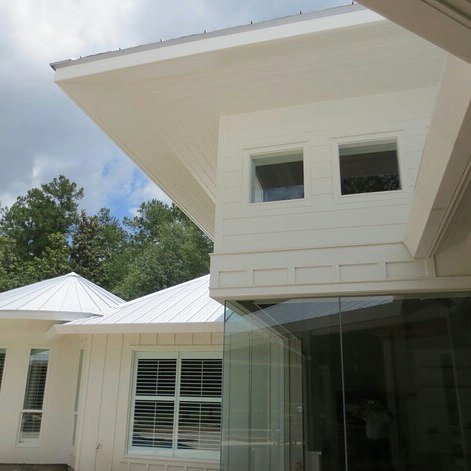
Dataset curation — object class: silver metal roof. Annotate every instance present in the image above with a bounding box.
[55,274,223,334]
[0,272,124,321]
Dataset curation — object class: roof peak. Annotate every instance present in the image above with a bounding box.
[0,272,124,320]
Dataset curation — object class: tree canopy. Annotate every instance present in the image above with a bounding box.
[0,176,212,300]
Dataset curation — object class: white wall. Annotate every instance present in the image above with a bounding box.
[73,331,223,471]
[210,87,471,300]
[0,320,81,464]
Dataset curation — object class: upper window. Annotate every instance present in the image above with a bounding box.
[129,352,222,460]
[251,151,304,203]
[19,349,49,444]
[339,140,400,195]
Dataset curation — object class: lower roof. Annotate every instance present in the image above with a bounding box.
[52,274,223,335]
[0,272,124,321]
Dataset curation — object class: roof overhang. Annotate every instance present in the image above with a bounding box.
[358,0,471,63]
[405,55,471,257]
[48,320,223,337]
[53,6,448,238]
[0,310,99,322]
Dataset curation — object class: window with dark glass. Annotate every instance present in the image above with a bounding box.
[251,151,304,203]
[223,294,471,471]
[339,140,400,195]
[0,349,6,390]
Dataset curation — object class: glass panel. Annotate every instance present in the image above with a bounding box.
[180,359,222,397]
[19,412,42,443]
[223,299,345,471]
[222,294,471,471]
[341,295,471,471]
[135,358,177,396]
[339,140,400,195]
[132,400,175,448]
[177,402,221,451]
[251,152,304,202]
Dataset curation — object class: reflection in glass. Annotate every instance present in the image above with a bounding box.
[222,295,471,471]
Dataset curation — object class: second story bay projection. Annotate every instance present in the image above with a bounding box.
[52,5,471,300]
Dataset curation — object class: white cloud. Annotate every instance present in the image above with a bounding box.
[2,0,139,63]
[0,0,349,217]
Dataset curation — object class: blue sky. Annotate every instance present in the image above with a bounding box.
[0,0,349,219]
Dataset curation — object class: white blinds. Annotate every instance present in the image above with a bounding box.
[132,358,177,449]
[179,359,222,397]
[130,354,222,458]
[0,349,5,389]
[178,358,222,452]
[19,349,49,443]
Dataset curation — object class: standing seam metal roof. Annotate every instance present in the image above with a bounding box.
[0,272,124,319]
[60,274,223,331]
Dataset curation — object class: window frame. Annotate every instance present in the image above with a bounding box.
[17,348,50,446]
[243,142,311,210]
[331,132,406,202]
[128,350,223,461]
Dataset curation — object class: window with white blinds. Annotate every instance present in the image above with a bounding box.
[0,349,6,390]
[129,352,222,459]
[19,349,49,444]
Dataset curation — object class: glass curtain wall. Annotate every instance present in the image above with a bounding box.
[223,295,471,471]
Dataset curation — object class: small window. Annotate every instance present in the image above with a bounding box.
[251,151,304,203]
[339,140,400,195]
[129,353,222,459]
[0,349,6,390]
[19,349,49,444]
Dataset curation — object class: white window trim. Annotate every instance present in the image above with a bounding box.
[242,141,312,211]
[128,350,223,461]
[71,349,84,447]
[331,131,407,203]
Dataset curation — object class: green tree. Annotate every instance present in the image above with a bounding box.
[114,201,212,299]
[0,175,83,259]
[70,208,129,288]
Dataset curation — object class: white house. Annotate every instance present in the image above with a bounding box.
[0,273,124,466]
[52,274,224,471]
[0,273,223,471]
[52,4,471,471]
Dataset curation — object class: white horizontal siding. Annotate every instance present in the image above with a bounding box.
[210,87,441,295]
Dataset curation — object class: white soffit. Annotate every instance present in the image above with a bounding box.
[52,6,446,237]
[53,274,223,335]
[0,272,124,321]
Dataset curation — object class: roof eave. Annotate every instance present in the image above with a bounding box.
[48,320,223,338]
[52,6,384,81]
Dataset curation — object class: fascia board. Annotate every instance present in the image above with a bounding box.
[0,310,99,321]
[51,321,223,336]
[53,9,384,82]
